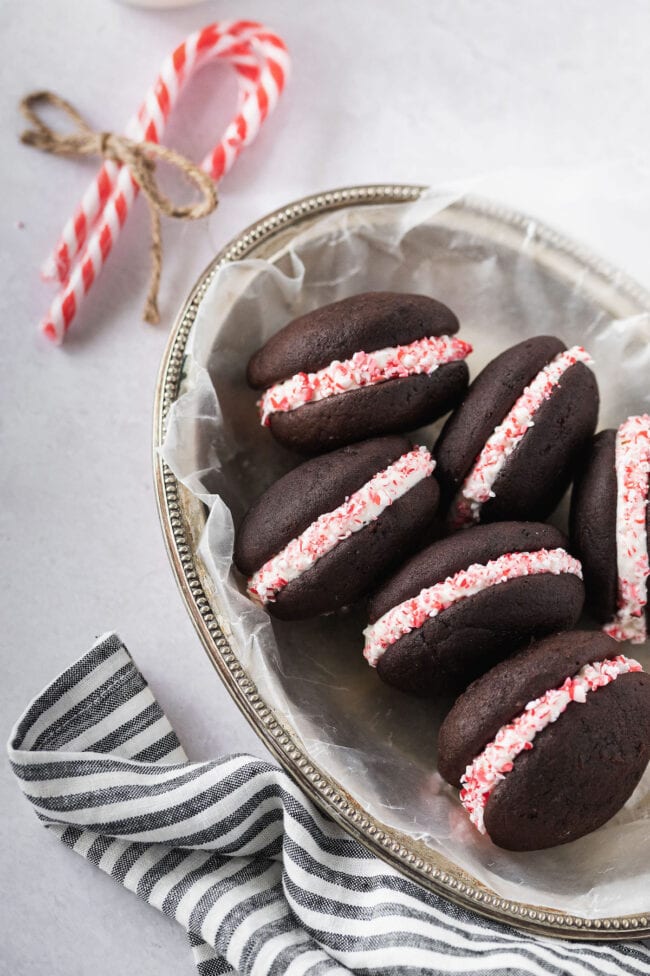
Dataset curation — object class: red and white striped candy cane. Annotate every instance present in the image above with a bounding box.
[40,21,289,343]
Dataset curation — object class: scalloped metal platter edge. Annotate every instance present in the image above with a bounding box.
[153,184,650,940]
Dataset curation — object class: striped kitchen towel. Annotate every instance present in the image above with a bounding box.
[8,633,650,976]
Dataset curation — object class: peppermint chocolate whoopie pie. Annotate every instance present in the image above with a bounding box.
[248,292,472,454]
[234,436,439,620]
[363,522,585,694]
[434,336,599,528]
[571,414,650,643]
[438,631,650,851]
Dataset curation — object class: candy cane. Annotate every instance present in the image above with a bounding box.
[40,21,289,343]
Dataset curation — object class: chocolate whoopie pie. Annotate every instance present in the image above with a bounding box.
[571,414,650,643]
[438,631,650,851]
[248,292,472,454]
[434,336,599,528]
[363,522,584,694]
[234,436,439,620]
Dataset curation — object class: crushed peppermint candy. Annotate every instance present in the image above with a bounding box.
[247,446,435,605]
[604,414,650,643]
[362,548,582,666]
[459,655,643,834]
[450,345,594,528]
[258,335,472,425]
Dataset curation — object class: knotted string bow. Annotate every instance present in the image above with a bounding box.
[20,90,218,324]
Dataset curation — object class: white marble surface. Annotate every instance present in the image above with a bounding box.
[2,1,650,972]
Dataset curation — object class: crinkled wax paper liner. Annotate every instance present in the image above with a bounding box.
[161,185,650,916]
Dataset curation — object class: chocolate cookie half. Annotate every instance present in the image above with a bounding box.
[434,336,599,527]
[363,522,584,694]
[234,436,439,619]
[248,292,471,454]
[438,631,650,851]
[571,414,650,643]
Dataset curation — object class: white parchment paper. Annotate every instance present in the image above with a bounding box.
[162,188,650,917]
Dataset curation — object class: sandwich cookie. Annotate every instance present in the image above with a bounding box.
[363,522,584,694]
[438,631,650,851]
[434,336,599,528]
[234,436,439,619]
[248,292,472,454]
[571,414,650,643]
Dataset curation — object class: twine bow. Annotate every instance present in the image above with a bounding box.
[20,91,218,324]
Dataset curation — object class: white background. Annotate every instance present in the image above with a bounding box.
[2,1,650,972]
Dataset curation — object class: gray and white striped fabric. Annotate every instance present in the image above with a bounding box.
[8,633,650,976]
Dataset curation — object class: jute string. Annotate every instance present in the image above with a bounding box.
[19,91,219,324]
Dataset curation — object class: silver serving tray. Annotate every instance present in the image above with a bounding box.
[153,184,650,940]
